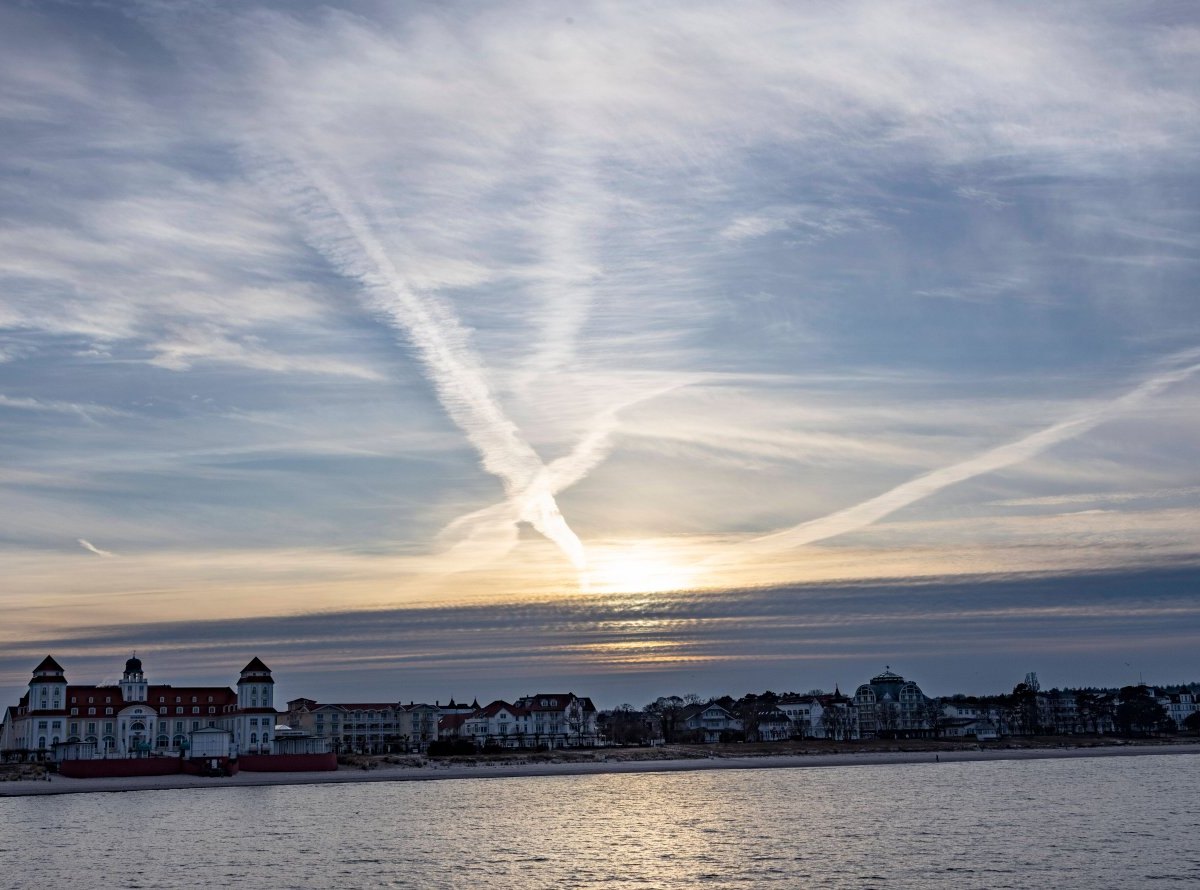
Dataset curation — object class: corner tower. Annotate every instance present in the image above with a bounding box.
[237,657,274,711]
[29,656,68,714]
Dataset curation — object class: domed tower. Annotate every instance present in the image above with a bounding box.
[237,657,275,711]
[29,656,68,713]
[120,654,148,703]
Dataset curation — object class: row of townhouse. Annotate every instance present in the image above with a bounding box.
[672,670,932,743]
[1027,685,1196,735]
[286,699,474,754]
[452,694,600,749]
[938,683,1197,737]
[664,671,1200,744]
[286,693,600,752]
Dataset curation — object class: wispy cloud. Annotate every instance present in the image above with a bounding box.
[77,538,114,558]
[257,154,589,572]
[0,393,126,422]
[0,0,1198,693]
[729,351,1200,559]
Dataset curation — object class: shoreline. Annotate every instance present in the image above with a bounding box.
[4,741,1200,798]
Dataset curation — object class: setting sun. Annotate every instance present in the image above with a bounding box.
[586,546,699,594]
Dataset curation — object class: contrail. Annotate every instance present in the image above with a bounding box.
[435,376,702,570]
[729,351,1200,559]
[77,538,115,558]
[275,152,589,572]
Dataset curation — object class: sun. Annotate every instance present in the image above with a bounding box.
[585,546,698,594]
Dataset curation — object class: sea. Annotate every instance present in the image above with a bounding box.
[2,753,1198,889]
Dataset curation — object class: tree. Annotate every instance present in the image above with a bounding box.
[1115,686,1168,736]
[1074,690,1100,734]
[919,698,944,738]
[820,704,852,741]
[734,694,763,742]
[644,696,687,744]
[605,704,645,745]
[875,700,900,736]
[1183,712,1200,735]
[1010,682,1041,735]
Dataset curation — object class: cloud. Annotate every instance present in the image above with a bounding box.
[252,154,590,572]
[0,0,1197,645]
[4,564,1197,704]
[146,323,385,381]
[729,350,1200,559]
[77,538,114,558]
[0,392,127,422]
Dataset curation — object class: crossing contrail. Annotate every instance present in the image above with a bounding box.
[274,152,589,572]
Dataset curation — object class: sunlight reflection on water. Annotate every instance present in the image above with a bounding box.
[3,755,1199,888]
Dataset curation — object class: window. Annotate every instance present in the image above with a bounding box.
[70,707,78,716]
[159,696,165,703]
[70,696,77,704]
[105,707,113,715]
[207,695,213,703]
[175,696,181,703]
[191,721,200,731]
[87,707,95,715]
[191,696,197,704]
[105,696,111,703]
[176,707,183,714]
[192,707,200,714]
[208,706,215,714]
[88,696,94,704]
[159,707,167,715]
[175,721,183,732]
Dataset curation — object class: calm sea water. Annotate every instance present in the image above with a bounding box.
[2,754,1198,889]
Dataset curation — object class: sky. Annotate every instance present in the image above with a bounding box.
[1,0,1198,709]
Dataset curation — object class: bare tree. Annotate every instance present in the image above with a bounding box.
[875,700,900,735]
[919,698,944,738]
[606,704,646,745]
[644,696,687,744]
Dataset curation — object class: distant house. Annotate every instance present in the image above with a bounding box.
[854,668,934,739]
[402,703,442,751]
[749,704,793,742]
[462,693,598,748]
[679,702,739,743]
[290,702,400,754]
[512,693,599,747]
[1160,689,1197,730]
[778,689,859,740]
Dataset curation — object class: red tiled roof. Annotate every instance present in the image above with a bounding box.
[439,713,470,731]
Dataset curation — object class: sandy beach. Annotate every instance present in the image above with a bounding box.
[4,741,1199,798]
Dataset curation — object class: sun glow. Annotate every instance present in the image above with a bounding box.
[585,545,699,594]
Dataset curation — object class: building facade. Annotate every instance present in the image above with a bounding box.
[1,655,281,761]
[854,668,934,738]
